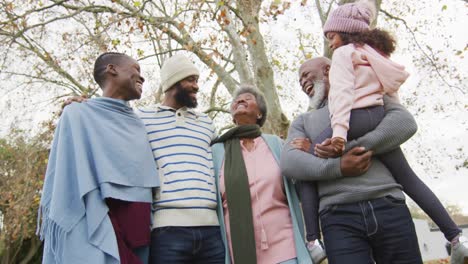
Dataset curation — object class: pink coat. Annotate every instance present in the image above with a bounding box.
[329,43,409,140]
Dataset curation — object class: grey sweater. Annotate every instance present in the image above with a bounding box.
[280,96,418,211]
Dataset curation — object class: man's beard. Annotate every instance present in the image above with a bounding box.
[175,83,198,108]
[307,80,326,111]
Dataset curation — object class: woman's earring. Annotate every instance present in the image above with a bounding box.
[257,114,262,119]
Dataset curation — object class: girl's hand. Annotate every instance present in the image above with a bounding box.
[314,138,343,158]
[290,138,312,153]
[331,137,345,154]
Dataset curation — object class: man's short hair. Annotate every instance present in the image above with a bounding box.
[93,52,128,88]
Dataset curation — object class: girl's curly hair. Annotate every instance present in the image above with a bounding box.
[339,29,396,56]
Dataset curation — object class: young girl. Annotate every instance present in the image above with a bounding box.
[299,1,468,263]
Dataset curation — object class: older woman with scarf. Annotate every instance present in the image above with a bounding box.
[212,85,312,264]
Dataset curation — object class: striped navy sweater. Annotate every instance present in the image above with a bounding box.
[135,104,219,228]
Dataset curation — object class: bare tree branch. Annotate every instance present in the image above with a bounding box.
[381,8,466,94]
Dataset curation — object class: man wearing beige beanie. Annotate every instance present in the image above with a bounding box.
[134,54,225,264]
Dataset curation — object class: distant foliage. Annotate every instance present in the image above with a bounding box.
[0,122,54,263]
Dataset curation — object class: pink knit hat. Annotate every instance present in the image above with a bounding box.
[323,0,375,35]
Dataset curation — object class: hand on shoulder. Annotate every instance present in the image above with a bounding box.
[59,95,88,116]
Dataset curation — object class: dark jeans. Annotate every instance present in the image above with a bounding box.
[149,226,225,264]
[320,196,423,264]
[299,106,461,242]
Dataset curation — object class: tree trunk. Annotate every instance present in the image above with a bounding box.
[1,247,11,264]
[236,0,290,136]
[19,238,41,264]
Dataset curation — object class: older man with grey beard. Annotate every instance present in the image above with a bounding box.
[299,57,331,112]
[281,57,423,263]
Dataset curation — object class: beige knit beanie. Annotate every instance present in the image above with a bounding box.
[160,54,200,92]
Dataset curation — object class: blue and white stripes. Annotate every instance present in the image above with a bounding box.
[136,105,219,228]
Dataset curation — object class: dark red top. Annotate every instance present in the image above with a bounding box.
[107,198,151,264]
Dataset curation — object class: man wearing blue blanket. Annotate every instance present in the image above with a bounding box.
[37,52,160,264]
